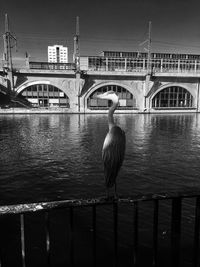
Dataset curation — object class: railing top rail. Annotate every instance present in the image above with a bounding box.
[29,61,75,65]
[28,61,76,70]
[1,188,200,215]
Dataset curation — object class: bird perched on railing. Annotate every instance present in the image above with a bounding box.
[96,91,126,198]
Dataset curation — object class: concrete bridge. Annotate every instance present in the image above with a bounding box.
[0,59,200,113]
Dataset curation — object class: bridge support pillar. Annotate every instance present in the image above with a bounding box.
[197,80,200,113]
[143,74,152,112]
[76,72,81,112]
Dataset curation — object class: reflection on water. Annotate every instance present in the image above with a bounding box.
[0,113,200,205]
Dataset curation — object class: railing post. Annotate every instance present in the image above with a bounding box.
[171,198,182,267]
[178,59,180,73]
[125,58,127,72]
[69,207,74,267]
[194,196,200,267]
[106,57,108,71]
[92,205,97,267]
[160,58,163,72]
[153,199,159,267]
[113,202,118,267]
[142,59,145,71]
[20,214,26,267]
[195,60,197,73]
[133,201,139,267]
[45,212,50,266]
[0,247,2,267]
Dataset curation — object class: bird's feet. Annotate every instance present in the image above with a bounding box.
[114,192,119,200]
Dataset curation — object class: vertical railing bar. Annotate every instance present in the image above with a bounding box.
[0,236,2,267]
[193,196,200,267]
[171,197,182,267]
[133,201,138,267]
[113,202,118,267]
[152,199,159,267]
[45,211,50,267]
[92,205,97,267]
[20,213,26,267]
[69,207,74,267]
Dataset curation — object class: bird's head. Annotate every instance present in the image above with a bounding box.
[96,91,119,104]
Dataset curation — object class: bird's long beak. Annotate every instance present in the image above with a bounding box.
[96,93,106,99]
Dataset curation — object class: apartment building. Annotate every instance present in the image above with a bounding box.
[48,45,68,63]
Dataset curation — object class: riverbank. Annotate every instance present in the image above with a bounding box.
[0,107,74,114]
[0,107,197,114]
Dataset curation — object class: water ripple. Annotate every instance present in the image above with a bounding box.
[0,113,200,205]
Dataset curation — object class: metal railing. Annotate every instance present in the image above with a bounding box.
[85,57,200,74]
[0,189,200,267]
[28,58,200,74]
[29,62,76,70]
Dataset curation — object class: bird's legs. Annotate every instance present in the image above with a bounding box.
[106,185,118,199]
[106,188,110,199]
[114,183,118,199]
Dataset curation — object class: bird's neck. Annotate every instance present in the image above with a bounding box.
[108,100,118,130]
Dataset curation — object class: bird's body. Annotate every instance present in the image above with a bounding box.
[102,125,126,189]
[97,91,126,197]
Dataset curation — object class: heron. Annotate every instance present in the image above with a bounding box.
[96,91,126,198]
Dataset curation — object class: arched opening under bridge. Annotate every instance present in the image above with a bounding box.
[0,85,10,107]
[87,85,137,109]
[152,86,193,109]
[18,84,70,108]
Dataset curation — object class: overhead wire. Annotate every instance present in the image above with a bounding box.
[1,29,200,58]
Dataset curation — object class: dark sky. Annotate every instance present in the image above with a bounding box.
[1,0,200,66]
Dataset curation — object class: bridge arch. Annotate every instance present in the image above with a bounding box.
[84,82,137,110]
[0,84,10,106]
[150,84,194,109]
[16,81,70,108]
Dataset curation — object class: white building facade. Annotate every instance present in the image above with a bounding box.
[48,45,68,63]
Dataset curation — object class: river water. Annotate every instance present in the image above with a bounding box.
[1,113,200,266]
[1,113,200,205]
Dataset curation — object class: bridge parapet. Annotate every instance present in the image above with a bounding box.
[81,56,200,76]
[29,61,76,71]
[15,58,200,77]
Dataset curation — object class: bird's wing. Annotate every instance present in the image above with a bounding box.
[102,126,126,188]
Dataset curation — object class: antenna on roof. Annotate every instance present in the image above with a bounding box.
[73,16,80,72]
[3,13,17,90]
[147,21,152,74]
[76,16,79,36]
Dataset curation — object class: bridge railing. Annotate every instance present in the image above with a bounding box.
[0,189,200,267]
[85,57,200,74]
[28,58,200,74]
[29,62,76,71]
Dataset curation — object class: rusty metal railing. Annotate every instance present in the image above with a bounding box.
[0,190,200,267]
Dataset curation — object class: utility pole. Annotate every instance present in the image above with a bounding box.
[139,21,152,75]
[144,21,152,111]
[73,16,80,73]
[73,16,81,112]
[3,14,17,91]
[147,21,152,75]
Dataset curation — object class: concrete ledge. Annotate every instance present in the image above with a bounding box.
[0,108,74,114]
[0,107,198,114]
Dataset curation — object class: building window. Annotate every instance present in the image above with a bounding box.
[152,86,193,108]
[87,85,137,109]
[19,84,70,108]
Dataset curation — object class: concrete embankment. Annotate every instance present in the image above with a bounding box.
[0,108,76,114]
[0,108,138,114]
[0,107,197,114]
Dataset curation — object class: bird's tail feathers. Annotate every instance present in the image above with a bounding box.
[104,166,120,188]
